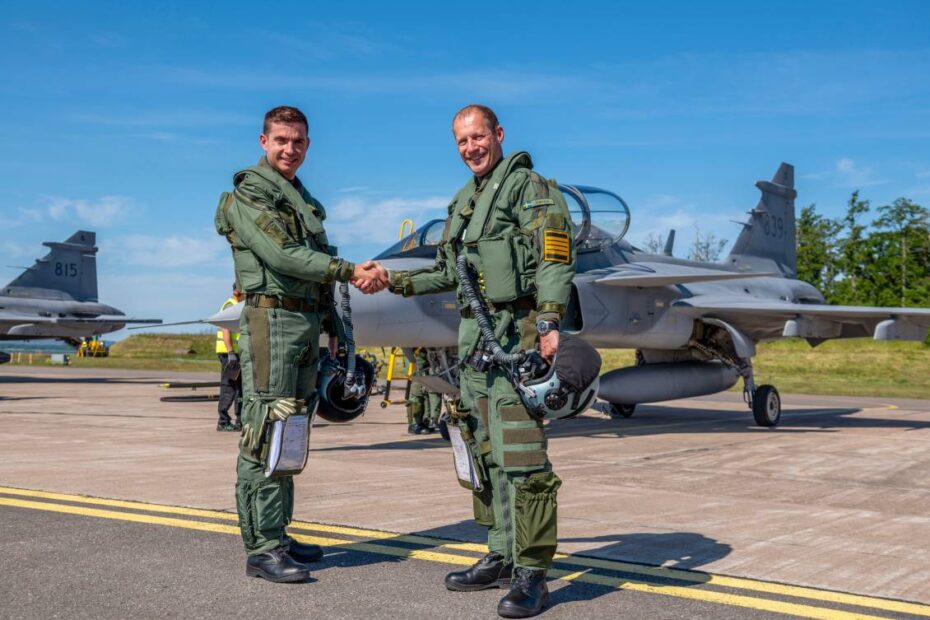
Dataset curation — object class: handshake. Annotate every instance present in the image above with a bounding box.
[350,260,390,294]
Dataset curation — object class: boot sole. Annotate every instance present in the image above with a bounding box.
[246,565,311,583]
[497,591,550,618]
[445,577,512,592]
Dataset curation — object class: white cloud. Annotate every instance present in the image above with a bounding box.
[324,194,450,246]
[101,233,229,268]
[46,195,131,227]
[833,158,888,188]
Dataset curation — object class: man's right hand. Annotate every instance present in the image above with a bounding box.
[351,260,389,294]
[268,397,299,421]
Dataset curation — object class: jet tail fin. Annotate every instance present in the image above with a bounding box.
[725,163,797,277]
[2,231,99,301]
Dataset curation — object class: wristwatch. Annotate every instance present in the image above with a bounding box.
[536,319,560,335]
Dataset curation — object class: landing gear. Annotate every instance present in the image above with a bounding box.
[751,385,781,427]
[609,403,636,418]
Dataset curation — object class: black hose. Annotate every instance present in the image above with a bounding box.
[455,254,524,366]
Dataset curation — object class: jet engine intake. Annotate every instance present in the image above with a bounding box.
[598,361,739,405]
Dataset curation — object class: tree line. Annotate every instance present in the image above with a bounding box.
[641,191,930,308]
[797,192,930,308]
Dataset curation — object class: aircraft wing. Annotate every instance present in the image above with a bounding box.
[672,295,930,341]
[594,262,777,288]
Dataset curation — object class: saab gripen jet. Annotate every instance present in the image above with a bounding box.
[0,230,161,362]
[201,164,930,427]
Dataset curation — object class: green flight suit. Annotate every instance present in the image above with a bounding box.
[216,156,355,556]
[407,348,443,428]
[389,152,575,570]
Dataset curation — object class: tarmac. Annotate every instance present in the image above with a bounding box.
[1,365,929,619]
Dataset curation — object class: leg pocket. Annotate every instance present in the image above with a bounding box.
[253,477,288,548]
[513,471,562,570]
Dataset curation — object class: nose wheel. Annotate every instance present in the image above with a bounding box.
[751,385,781,427]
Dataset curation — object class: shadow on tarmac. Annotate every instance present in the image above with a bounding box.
[550,531,730,608]
[0,375,166,385]
[330,519,730,609]
[544,403,930,438]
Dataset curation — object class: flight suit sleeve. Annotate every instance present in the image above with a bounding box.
[229,175,356,284]
[387,208,459,296]
[514,175,576,322]
[388,240,458,296]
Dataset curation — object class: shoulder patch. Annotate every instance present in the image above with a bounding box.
[542,229,571,264]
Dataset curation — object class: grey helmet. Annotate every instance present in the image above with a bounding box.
[316,349,375,423]
[517,334,601,420]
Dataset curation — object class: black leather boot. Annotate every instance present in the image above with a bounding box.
[445,552,513,591]
[497,568,549,618]
[282,535,324,564]
[245,546,311,583]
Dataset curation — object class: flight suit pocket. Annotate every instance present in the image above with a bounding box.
[253,478,287,543]
[476,235,519,302]
[234,249,265,291]
[513,471,562,569]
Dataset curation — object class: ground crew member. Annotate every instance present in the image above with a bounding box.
[385,104,575,618]
[407,348,443,434]
[216,284,245,431]
[215,105,386,583]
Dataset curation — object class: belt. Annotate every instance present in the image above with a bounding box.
[460,295,535,318]
[246,293,320,313]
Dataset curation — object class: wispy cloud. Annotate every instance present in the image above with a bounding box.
[802,158,890,189]
[325,194,449,246]
[101,233,228,268]
[46,195,132,227]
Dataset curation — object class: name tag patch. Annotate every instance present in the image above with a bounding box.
[543,229,570,263]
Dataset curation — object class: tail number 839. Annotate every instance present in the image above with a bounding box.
[761,214,785,239]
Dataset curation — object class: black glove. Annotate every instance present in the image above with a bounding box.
[225,352,240,373]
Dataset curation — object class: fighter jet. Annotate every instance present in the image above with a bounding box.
[0,230,161,362]
[194,164,930,427]
[343,163,930,427]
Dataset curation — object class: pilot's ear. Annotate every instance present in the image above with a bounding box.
[496,125,505,144]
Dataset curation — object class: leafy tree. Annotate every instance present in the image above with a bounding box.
[866,198,930,307]
[796,203,842,295]
[642,232,667,255]
[688,227,728,263]
[832,191,872,305]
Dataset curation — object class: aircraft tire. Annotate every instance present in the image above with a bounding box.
[609,403,636,418]
[752,385,781,427]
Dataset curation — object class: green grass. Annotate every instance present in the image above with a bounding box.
[599,339,930,399]
[8,334,930,399]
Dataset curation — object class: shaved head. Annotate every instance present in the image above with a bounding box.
[452,104,499,133]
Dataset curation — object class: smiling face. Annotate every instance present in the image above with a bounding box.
[452,111,504,178]
[259,121,309,179]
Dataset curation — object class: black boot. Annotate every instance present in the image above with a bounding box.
[245,547,311,583]
[445,552,513,592]
[497,568,549,618]
[282,535,324,564]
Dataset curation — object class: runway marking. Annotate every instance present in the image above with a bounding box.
[2,486,929,619]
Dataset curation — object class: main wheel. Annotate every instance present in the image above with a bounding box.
[609,403,636,419]
[752,385,781,427]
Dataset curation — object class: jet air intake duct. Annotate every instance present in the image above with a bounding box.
[598,361,739,405]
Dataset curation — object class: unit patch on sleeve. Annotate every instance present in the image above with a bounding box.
[542,229,571,264]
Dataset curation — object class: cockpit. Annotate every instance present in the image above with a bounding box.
[375,185,632,262]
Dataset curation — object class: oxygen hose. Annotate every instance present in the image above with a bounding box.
[455,254,525,366]
[338,282,364,398]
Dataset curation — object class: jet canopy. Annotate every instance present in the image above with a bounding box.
[375,184,631,259]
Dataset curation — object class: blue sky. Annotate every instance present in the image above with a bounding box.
[1,1,929,336]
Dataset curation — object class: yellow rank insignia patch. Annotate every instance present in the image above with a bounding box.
[543,229,570,263]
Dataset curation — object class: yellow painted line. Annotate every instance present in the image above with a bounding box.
[2,486,929,617]
[0,495,906,620]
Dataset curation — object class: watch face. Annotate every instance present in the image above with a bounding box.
[536,320,552,333]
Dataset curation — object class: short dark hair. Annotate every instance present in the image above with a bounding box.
[263,106,309,134]
[452,104,499,133]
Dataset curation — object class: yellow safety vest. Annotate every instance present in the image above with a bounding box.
[215,297,241,354]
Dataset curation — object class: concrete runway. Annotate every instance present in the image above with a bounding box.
[1,365,929,619]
